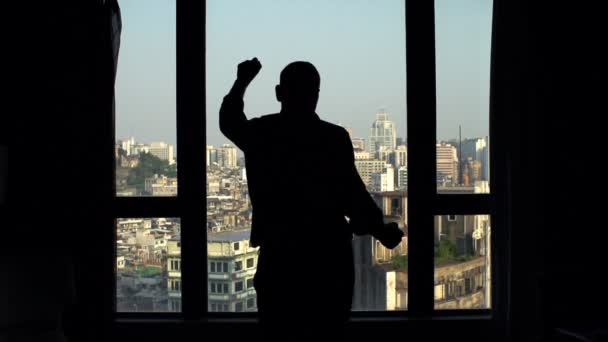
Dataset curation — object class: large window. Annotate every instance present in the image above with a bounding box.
[435,0,492,193]
[115,0,177,198]
[206,0,407,312]
[112,0,502,321]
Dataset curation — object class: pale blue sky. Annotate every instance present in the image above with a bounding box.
[115,0,492,147]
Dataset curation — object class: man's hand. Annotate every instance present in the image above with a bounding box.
[237,58,262,85]
[375,222,404,249]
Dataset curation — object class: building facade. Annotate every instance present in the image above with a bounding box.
[369,110,397,154]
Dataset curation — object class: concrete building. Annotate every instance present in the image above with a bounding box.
[149,141,175,165]
[116,218,181,313]
[206,145,217,167]
[120,136,136,156]
[434,256,489,309]
[371,165,395,192]
[351,137,365,151]
[207,229,258,312]
[377,145,394,164]
[355,159,386,188]
[435,215,475,255]
[395,145,407,168]
[397,166,408,189]
[217,144,237,169]
[437,142,459,186]
[167,237,182,312]
[461,137,489,183]
[144,174,177,196]
[354,151,372,160]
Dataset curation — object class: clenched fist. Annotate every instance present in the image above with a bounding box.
[237,58,262,85]
[375,222,405,249]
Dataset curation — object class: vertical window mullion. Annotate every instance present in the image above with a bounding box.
[406,0,438,316]
[488,0,507,323]
[176,0,206,320]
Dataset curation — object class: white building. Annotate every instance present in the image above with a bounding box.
[120,136,136,156]
[167,237,182,312]
[371,165,395,192]
[132,144,150,155]
[395,145,407,168]
[354,151,372,160]
[206,145,217,167]
[207,230,259,312]
[149,141,175,165]
[397,166,408,189]
[436,142,459,186]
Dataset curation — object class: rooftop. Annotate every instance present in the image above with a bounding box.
[208,229,251,242]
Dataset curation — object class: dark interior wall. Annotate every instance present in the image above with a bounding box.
[536,0,606,330]
[507,0,607,339]
[2,0,605,341]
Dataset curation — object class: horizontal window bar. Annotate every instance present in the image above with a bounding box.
[113,197,181,217]
[433,194,493,214]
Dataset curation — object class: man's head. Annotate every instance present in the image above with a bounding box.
[275,61,320,114]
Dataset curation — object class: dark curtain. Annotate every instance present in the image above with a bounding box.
[492,0,607,341]
[1,1,121,341]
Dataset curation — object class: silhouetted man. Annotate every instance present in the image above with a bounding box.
[220,58,404,335]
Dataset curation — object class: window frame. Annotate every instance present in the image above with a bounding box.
[111,0,508,329]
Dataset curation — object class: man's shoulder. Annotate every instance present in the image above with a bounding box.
[318,119,350,138]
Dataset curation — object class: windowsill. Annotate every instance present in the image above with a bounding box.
[114,312,493,325]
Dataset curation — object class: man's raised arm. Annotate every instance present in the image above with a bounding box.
[219,58,262,150]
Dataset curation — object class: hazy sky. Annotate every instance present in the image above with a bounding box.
[115,0,492,147]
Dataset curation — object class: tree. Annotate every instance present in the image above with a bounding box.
[435,239,458,264]
[126,152,174,193]
[390,255,408,270]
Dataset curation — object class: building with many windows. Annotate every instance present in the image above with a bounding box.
[167,237,182,312]
[207,230,258,312]
[149,141,175,165]
[436,142,459,186]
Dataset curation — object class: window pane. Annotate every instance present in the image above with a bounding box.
[115,0,177,197]
[435,0,492,193]
[116,218,181,312]
[434,215,491,309]
[207,0,406,313]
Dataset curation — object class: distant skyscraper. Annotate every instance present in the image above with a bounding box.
[369,110,396,154]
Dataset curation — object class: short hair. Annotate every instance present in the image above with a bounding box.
[279,61,320,91]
